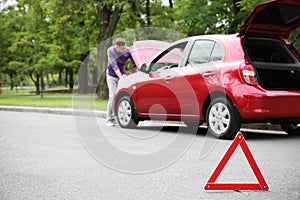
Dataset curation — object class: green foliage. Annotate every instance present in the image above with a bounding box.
[1,0,99,92]
[237,0,268,11]
[174,0,241,35]
[0,5,23,74]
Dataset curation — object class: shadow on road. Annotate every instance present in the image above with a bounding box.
[135,123,300,141]
[240,130,299,141]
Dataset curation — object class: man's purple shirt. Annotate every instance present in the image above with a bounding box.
[107,46,134,78]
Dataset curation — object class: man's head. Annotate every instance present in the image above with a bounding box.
[115,38,127,54]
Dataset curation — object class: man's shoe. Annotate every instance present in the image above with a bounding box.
[106,120,115,127]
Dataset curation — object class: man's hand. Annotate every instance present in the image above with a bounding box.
[114,69,123,79]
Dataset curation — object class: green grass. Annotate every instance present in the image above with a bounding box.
[0,87,108,110]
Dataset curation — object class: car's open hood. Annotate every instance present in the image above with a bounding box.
[240,0,300,39]
[130,40,170,68]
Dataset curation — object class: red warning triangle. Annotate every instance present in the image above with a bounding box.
[204,132,269,191]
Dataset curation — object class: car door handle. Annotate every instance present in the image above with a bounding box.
[164,76,174,82]
[203,71,215,78]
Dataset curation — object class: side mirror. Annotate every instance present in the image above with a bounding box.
[140,63,149,73]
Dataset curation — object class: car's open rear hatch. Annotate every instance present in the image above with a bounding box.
[240,0,300,39]
[244,38,300,90]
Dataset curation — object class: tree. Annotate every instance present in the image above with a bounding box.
[4,0,97,94]
[41,0,96,92]
[90,0,127,98]
[172,0,269,36]
[7,0,55,95]
[0,4,25,90]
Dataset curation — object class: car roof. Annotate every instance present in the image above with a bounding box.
[188,34,239,41]
[186,34,244,62]
[131,34,244,67]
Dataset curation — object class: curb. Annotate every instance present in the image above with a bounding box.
[0,105,107,118]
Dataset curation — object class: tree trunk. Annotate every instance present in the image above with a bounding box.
[69,68,74,91]
[96,3,123,99]
[96,39,110,99]
[9,74,14,91]
[58,68,62,86]
[65,68,68,87]
[146,0,150,26]
[45,72,50,88]
[169,0,173,8]
[78,54,89,94]
[229,0,241,34]
[92,68,98,86]
[51,73,56,86]
[36,73,40,95]
[29,72,40,95]
[40,71,45,98]
[169,0,174,22]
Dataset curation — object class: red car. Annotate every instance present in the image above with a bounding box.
[114,0,300,139]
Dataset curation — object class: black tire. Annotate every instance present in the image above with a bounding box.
[280,122,300,135]
[206,97,241,139]
[116,96,139,128]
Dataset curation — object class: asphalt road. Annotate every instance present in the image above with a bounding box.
[0,111,299,200]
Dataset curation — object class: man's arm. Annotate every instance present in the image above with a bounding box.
[107,47,124,78]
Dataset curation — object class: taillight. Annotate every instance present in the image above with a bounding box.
[240,64,257,86]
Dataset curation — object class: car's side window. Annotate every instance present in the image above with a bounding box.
[188,40,224,65]
[210,42,224,62]
[188,40,215,65]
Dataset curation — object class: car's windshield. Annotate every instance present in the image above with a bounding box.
[150,42,187,72]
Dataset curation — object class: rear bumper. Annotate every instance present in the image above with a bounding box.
[237,91,300,121]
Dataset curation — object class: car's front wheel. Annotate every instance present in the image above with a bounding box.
[280,122,300,135]
[116,96,139,128]
[206,97,241,139]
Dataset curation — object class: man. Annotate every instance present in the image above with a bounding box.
[106,38,133,126]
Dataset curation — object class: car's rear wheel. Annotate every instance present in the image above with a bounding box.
[280,122,300,135]
[206,97,240,139]
[116,96,139,128]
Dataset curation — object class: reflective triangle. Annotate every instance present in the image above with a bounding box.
[204,132,269,191]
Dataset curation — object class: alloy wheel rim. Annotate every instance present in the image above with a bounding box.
[208,102,230,135]
[118,100,132,126]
